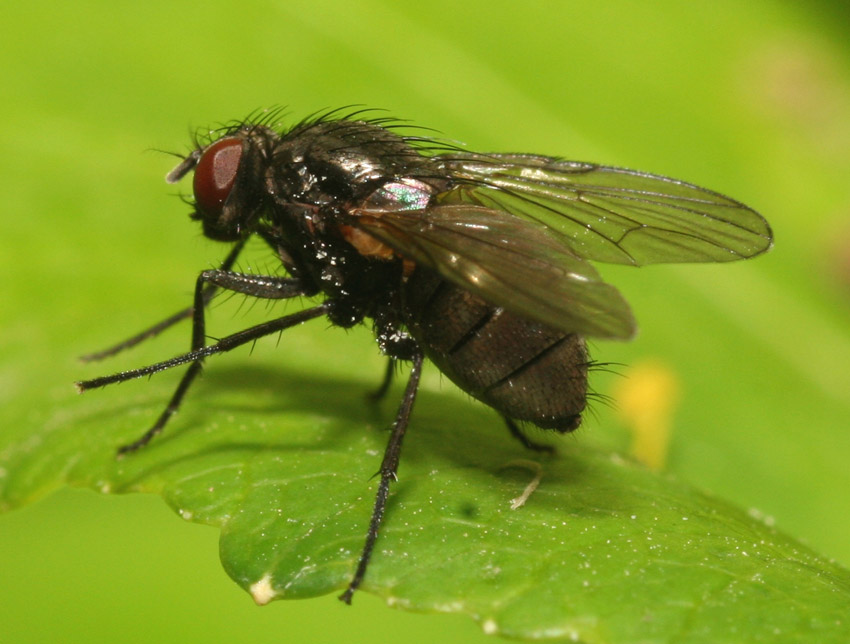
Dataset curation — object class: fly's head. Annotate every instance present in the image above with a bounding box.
[167,126,277,242]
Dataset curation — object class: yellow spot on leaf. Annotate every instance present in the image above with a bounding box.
[614,360,680,471]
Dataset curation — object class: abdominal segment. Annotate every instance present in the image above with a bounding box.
[402,269,588,431]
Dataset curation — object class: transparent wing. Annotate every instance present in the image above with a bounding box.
[350,204,636,339]
[434,153,773,266]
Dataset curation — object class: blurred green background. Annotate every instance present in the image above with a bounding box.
[2,1,849,642]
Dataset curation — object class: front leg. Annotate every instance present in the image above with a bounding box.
[114,271,312,455]
[81,239,248,361]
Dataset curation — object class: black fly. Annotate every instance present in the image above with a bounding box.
[77,107,773,602]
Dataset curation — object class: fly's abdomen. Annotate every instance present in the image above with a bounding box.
[402,270,588,432]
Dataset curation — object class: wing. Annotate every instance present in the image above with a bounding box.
[350,205,637,339]
[434,153,773,266]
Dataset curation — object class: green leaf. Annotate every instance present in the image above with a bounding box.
[4,0,850,641]
[2,361,849,641]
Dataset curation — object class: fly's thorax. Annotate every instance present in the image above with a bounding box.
[267,119,432,210]
[268,204,406,324]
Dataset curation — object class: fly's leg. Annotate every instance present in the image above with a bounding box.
[81,269,315,456]
[367,359,395,402]
[78,304,328,390]
[79,302,328,452]
[504,417,555,454]
[339,351,424,604]
[80,239,247,362]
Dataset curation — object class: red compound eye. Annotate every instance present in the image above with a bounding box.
[193,137,243,214]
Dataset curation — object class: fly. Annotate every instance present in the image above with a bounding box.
[77,107,773,603]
